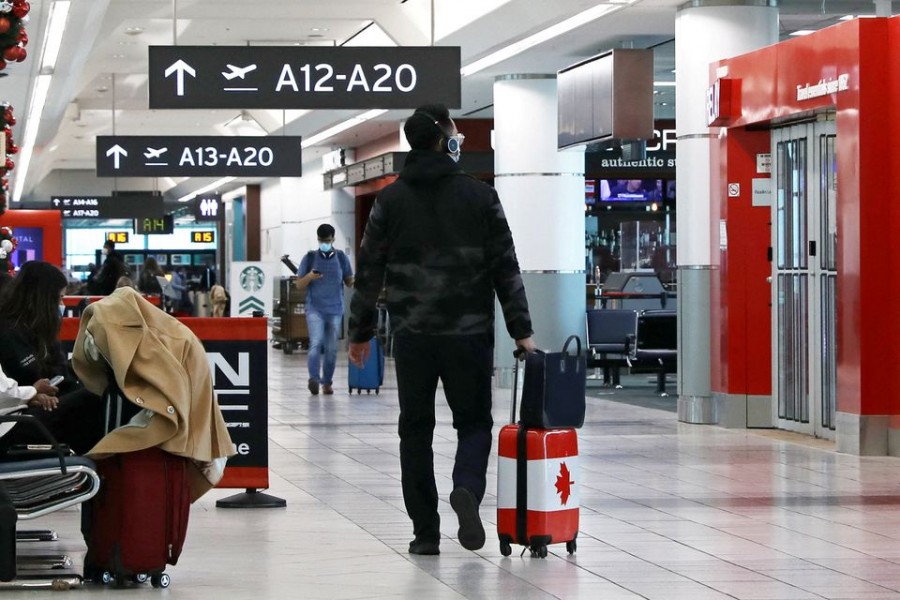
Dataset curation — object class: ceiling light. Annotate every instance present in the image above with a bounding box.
[178,177,237,203]
[40,0,70,73]
[124,26,144,35]
[311,27,329,32]
[301,109,387,148]
[839,15,855,21]
[653,81,676,87]
[459,1,636,77]
[789,30,816,36]
[12,0,71,202]
[12,75,52,202]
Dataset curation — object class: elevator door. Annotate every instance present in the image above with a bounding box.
[772,117,837,439]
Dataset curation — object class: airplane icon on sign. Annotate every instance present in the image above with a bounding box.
[144,147,168,159]
[222,64,257,80]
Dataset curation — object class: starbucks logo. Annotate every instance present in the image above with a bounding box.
[240,266,265,292]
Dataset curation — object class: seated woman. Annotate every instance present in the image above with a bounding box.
[0,261,105,455]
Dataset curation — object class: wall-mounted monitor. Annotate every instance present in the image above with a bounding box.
[9,227,43,268]
[598,179,664,202]
[558,49,654,150]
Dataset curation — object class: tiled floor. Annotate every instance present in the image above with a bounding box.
[15,347,900,598]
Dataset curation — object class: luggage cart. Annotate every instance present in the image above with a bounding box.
[271,276,309,354]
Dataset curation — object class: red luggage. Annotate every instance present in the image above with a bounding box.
[496,357,579,558]
[83,447,191,588]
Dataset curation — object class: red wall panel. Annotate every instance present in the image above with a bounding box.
[713,17,900,417]
[0,209,63,267]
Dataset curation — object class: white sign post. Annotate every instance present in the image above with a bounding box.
[231,262,277,317]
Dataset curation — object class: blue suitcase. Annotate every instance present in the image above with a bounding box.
[349,337,384,394]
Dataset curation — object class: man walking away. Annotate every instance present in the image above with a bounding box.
[295,224,354,395]
[348,103,536,555]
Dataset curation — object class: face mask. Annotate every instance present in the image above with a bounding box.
[319,243,333,253]
[59,304,66,317]
[102,248,109,256]
[449,151,461,163]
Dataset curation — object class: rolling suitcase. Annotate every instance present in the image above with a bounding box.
[496,357,579,558]
[82,447,191,588]
[349,337,384,394]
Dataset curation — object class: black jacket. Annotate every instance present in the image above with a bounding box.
[0,318,71,392]
[89,251,128,296]
[349,150,532,342]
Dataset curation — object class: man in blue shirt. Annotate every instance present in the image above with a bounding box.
[295,224,354,395]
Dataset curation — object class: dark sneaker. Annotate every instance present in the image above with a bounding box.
[450,487,485,551]
[322,384,334,395]
[308,379,319,395]
[408,538,440,555]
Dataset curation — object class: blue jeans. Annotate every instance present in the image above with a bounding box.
[306,312,342,385]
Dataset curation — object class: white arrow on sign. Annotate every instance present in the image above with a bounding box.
[106,144,128,169]
[52,198,60,207]
[164,59,197,97]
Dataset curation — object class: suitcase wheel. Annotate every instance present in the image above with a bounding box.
[100,571,113,585]
[566,540,577,555]
[500,541,512,557]
[133,573,149,584]
[151,573,171,588]
[529,544,548,559]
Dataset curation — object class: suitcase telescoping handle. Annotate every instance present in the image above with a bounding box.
[511,348,528,424]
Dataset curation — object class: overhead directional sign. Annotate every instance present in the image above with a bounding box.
[51,195,165,219]
[96,136,303,177]
[148,46,461,109]
[192,194,224,222]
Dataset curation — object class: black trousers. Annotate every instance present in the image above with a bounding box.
[393,333,494,543]
[0,387,105,455]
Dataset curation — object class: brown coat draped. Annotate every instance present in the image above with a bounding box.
[72,287,234,501]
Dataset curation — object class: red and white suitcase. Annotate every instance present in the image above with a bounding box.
[82,447,191,588]
[497,359,579,558]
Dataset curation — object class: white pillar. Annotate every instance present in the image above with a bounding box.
[493,75,585,377]
[675,1,778,423]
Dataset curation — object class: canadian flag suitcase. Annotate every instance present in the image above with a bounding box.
[496,358,579,558]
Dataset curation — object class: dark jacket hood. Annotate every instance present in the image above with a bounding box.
[399,149,462,185]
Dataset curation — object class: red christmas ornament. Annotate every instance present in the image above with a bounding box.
[3,46,22,62]
[0,17,11,35]
[0,60,7,72]
[14,47,25,62]
[6,144,17,155]
[4,157,14,171]
[17,29,28,46]
[4,114,14,127]
[11,3,30,19]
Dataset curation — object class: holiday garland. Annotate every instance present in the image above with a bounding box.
[0,0,29,216]
[0,0,30,69]
[0,226,17,275]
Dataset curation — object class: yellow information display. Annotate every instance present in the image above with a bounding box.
[191,231,215,244]
[106,231,129,244]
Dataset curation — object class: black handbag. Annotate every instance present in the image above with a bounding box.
[518,335,586,429]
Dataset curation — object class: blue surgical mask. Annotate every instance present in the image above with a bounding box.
[59,304,66,317]
[319,243,333,253]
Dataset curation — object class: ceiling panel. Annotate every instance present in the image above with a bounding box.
[0,0,893,209]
